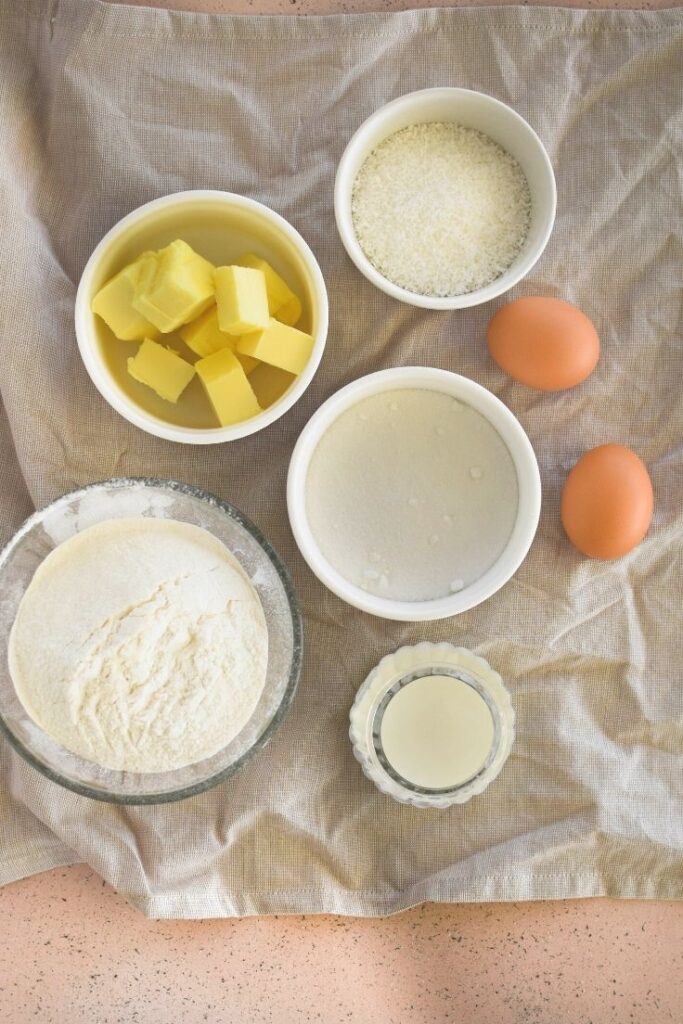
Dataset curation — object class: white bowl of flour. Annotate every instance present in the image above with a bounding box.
[0,479,302,803]
[287,367,541,621]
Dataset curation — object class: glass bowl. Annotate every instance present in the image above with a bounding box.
[0,478,302,804]
[349,643,515,808]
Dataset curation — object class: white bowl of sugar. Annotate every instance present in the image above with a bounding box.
[287,367,541,621]
[334,88,556,309]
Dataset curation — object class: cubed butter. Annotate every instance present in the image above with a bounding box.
[237,318,314,376]
[179,306,259,374]
[91,252,160,341]
[127,339,195,403]
[214,265,269,336]
[180,306,228,358]
[235,253,302,325]
[132,240,215,334]
[195,348,262,427]
[274,294,303,327]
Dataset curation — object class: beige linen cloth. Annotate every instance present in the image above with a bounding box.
[0,0,681,918]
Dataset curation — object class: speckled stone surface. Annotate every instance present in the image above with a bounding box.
[2,1,681,1021]
[1,865,682,1023]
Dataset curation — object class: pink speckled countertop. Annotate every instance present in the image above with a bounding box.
[2,1,681,1021]
[1,865,682,1022]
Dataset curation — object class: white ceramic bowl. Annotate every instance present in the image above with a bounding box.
[334,87,556,310]
[287,367,541,622]
[75,190,328,444]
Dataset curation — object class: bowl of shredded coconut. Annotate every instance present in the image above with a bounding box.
[335,88,556,309]
[0,478,302,803]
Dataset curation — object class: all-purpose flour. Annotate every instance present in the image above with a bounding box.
[8,518,268,773]
[305,389,519,602]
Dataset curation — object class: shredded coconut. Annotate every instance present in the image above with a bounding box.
[351,122,531,297]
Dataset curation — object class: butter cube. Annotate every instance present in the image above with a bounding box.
[237,318,314,376]
[91,252,160,341]
[195,348,262,427]
[179,306,259,374]
[215,266,269,336]
[235,253,302,325]
[180,306,229,358]
[132,240,215,334]
[127,339,195,403]
[274,294,303,327]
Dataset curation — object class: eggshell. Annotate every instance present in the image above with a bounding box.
[487,297,600,391]
[561,444,654,559]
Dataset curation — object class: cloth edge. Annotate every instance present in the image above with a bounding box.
[13,0,683,43]
[128,875,683,919]
[0,849,82,889]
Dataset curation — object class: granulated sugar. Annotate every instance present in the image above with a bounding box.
[304,389,519,602]
[351,122,531,297]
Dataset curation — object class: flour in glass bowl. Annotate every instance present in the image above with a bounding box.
[351,122,531,297]
[8,518,268,773]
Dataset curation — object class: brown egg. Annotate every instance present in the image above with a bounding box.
[561,445,654,559]
[487,297,600,391]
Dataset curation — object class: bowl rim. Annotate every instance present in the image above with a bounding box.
[287,367,542,622]
[74,189,329,445]
[334,86,557,310]
[0,477,304,804]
